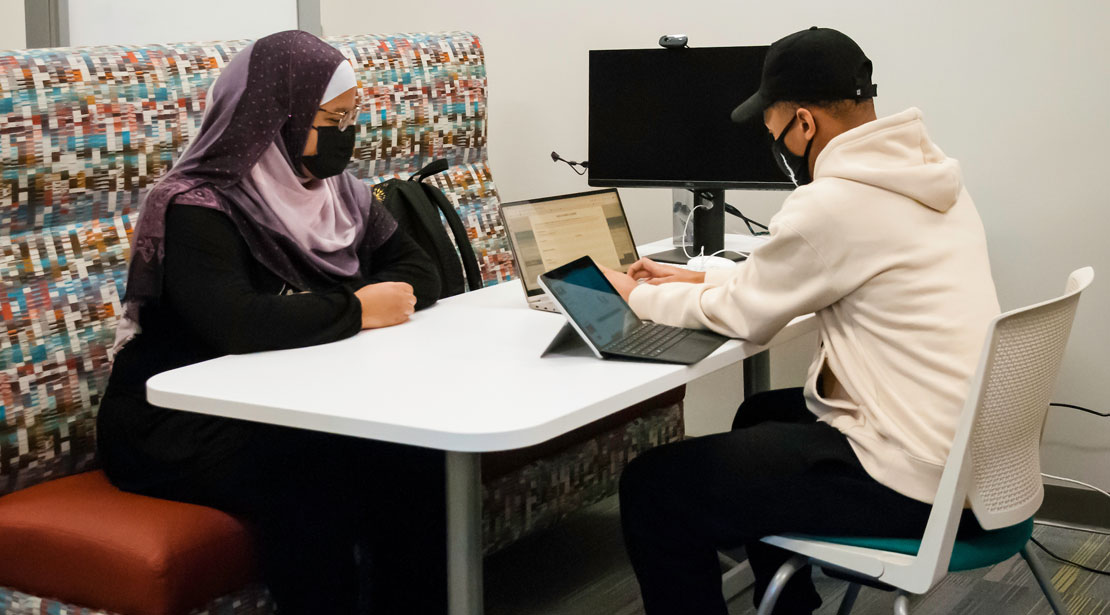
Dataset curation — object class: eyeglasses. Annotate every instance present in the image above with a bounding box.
[318,97,364,131]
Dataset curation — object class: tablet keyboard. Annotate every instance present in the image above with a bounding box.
[604,323,690,357]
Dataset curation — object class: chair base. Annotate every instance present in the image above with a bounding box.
[836,583,860,615]
[1021,545,1069,615]
[755,554,808,615]
[893,591,910,615]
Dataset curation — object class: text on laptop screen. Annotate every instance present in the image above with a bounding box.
[542,259,642,349]
[502,190,637,295]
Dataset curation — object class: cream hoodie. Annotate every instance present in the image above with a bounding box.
[628,108,1000,503]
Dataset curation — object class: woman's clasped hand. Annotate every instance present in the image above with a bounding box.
[355,281,417,328]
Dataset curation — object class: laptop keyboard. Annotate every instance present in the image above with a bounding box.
[604,323,690,357]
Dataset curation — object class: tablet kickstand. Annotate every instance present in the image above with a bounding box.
[541,322,593,357]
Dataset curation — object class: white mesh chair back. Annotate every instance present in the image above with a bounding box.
[760,268,1093,597]
[966,267,1094,529]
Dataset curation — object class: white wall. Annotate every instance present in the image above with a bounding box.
[322,0,1110,488]
[67,0,298,46]
[0,0,25,49]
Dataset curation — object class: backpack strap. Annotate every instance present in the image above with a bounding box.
[409,158,449,183]
[409,159,484,292]
[415,181,484,292]
[391,179,467,296]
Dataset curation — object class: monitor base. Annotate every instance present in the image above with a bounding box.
[644,247,747,265]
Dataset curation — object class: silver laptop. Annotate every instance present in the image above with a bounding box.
[499,189,639,312]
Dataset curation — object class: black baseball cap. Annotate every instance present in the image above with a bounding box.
[731,27,877,123]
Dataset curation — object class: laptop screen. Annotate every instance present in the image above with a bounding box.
[500,189,638,297]
[540,256,642,350]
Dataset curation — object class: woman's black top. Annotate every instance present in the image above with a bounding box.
[97,201,440,491]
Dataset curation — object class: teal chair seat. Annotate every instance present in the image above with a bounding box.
[811,517,1034,572]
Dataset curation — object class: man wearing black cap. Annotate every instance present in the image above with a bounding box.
[602,27,1000,614]
[731,25,879,187]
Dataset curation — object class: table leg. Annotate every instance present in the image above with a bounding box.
[446,451,483,615]
[743,349,771,398]
[724,349,771,599]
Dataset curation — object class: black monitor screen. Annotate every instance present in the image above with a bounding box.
[588,46,790,190]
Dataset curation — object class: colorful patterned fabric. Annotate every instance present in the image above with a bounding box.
[482,401,685,556]
[0,43,249,235]
[331,34,487,180]
[336,33,514,285]
[0,214,130,494]
[0,584,274,615]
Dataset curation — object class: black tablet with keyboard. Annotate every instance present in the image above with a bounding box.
[537,256,728,364]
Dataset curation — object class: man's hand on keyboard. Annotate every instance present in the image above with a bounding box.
[627,258,706,286]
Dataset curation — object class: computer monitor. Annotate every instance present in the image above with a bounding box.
[588,46,791,262]
[588,46,791,190]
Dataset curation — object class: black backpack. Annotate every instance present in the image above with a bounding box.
[376,159,483,299]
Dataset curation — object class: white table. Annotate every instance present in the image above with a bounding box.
[148,277,815,615]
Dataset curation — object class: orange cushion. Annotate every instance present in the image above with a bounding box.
[0,471,257,615]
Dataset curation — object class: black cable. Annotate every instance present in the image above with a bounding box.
[1030,536,1110,576]
[692,190,769,236]
[550,151,588,175]
[726,204,770,236]
[1032,401,1110,575]
[1050,402,1110,417]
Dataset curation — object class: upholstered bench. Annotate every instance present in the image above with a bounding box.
[0,32,684,614]
[0,472,259,614]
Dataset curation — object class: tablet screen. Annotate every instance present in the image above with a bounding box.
[540,256,641,349]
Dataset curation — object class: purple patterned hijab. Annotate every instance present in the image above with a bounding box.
[117,30,396,348]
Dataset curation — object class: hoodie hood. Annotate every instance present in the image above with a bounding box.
[814,108,962,212]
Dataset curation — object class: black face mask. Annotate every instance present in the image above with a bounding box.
[302,125,355,179]
[771,115,814,187]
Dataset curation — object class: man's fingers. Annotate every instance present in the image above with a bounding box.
[628,258,658,277]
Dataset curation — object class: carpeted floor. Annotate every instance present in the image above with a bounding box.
[484,496,1109,615]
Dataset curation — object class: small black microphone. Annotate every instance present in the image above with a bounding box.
[550,151,589,175]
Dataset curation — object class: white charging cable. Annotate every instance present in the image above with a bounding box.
[680,201,737,261]
[1035,472,1110,539]
[680,202,709,259]
[1041,473,1110,499]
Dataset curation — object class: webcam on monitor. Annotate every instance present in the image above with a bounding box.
[658,34,688,48]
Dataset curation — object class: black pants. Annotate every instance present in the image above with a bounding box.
[105,412,447,615]
[619,388,978,615]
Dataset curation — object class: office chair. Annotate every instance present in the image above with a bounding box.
[756,267,1095,615]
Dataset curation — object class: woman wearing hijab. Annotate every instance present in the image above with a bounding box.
[97,31,447,614]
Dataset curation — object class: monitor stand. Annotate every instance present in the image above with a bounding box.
[645,189,746,264]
